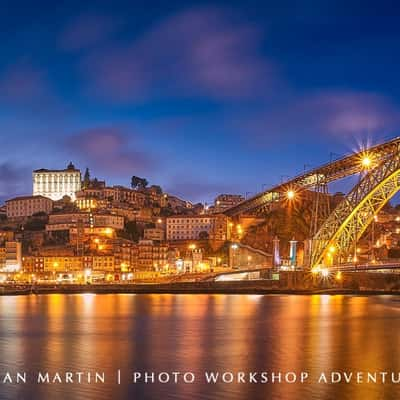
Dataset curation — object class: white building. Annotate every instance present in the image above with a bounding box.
[166,214,230,241]
[6,195,53,219]
[33,162,81,201]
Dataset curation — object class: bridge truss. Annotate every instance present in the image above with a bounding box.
[311,146,400,268]
[224,136,400,217]
[224,136,400,268]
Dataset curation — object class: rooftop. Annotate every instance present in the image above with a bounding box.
[33,162,80,173]
[6,195,52,202]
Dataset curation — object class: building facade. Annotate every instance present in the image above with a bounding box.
[0,241,22,271]
[137,240,169,271]
[144,228,165,241]
[33,162,81,201]
[213,194,245,213]
[166,214,230,241]
[6,195,53,219]
[46,212,124,232]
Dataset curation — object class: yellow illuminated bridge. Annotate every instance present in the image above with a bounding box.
[223,136,400,269]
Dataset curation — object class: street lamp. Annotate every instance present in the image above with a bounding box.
[287,190,295,200]
[362,156,372,168]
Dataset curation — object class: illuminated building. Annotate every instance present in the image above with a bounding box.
[46,212,124,232]
[0,241,22,271]
[92,256,114,272]
[33,162,81,201]
[144,228,165,241]
[166,214,230,241]
[137,240,168,271]
[6,195,53,219]
[213,194,244,212]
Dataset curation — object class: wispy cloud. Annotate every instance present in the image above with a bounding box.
[0,163,32,203]
[238,90,400,145]
[59,13,123,51]
[0,63,49,104]
[65,127,157,176]
[80,7,275,102]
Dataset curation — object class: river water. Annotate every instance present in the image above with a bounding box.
[0,294,399,399]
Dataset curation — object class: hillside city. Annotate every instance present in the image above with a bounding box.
[1,162,400,284]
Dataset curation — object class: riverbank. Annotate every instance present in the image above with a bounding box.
[2,281,400,296]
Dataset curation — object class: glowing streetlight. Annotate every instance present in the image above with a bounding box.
[321,268,329,277]
[328,245,336,254]
[103,228,113,236]
[287,190,295,200]
[188,244,196,250]
[361,155,372,169]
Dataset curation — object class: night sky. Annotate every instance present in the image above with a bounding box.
[1,1,400,204]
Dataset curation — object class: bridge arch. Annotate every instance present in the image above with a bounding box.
[311,149,400,268]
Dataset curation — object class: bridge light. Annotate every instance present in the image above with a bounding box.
[287,190,295,200]
[335,271,342,281]
[321,268,329,277]
[311,266,320,274]
[328,245,336,253]
[361,155,372,169]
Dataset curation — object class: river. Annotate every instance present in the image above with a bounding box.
[0,294,399,399]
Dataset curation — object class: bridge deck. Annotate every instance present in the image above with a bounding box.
[225,136,400,216]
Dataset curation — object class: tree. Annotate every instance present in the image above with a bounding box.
[83,168,90,188]
[119,221,142,242]
[131,176,149,190]
[24,217,47,231]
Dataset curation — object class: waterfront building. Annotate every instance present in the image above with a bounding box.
[137,240,168,271]
[33,162,81,201]
[92,256,114,272]
[23,255,116,274]
[0,241,22,271]
[6,195,53,219]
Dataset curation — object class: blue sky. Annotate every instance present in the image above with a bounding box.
[1,1,400,203]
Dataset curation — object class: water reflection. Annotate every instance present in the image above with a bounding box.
[0,294,398,399]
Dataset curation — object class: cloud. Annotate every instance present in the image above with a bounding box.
[81,7,275,102]
[0,163,32,203]
[65,127,156,175]
[0,63,49,104]
[59,13,122,51]
[310,91,400,135]
[238,90,400,145]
